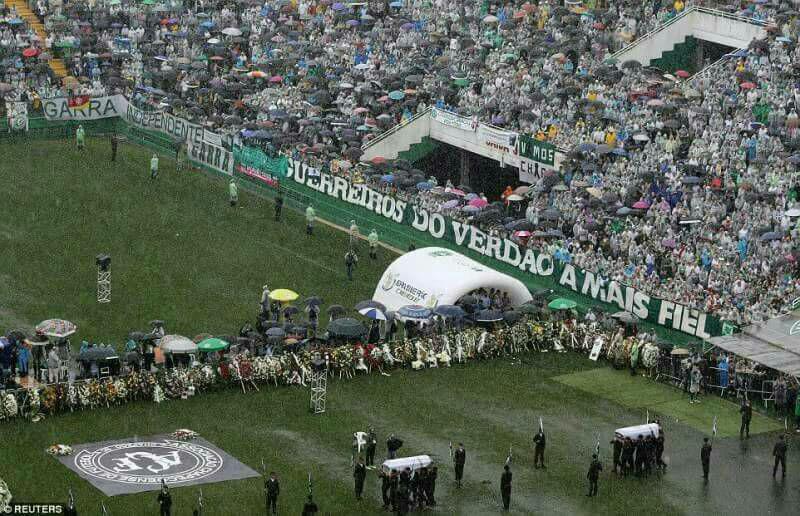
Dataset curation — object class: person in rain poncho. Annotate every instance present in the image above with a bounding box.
[306,205,316,235]
[76,124,85,150]
[150,153,159,179]
[349,220,360,248]
[368,229,379,259]
[229,179,239,207]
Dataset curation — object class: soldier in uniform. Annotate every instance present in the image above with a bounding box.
[701,437,712,481]
[533,429,546,468]
[500,464,512,511]
[389,469,399,512]
[587,454,602,497]
[740,400,753,439]
[366,427,377,467]
[380,469,392,509]
[773,434,787,478]
[454,442,466,488]
[345,249,358,281]
[426,466,438,506]
[265,471,279,515]
[611,438,622,474]
[354,457,367,500]
[301,495,318,516]
[621,437,634,476]
[274,192,284,221]
[157,482,172,516]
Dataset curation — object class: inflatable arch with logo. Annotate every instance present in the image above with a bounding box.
[373,247,533,313]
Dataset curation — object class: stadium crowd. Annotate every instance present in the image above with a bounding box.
[0,0,798,329]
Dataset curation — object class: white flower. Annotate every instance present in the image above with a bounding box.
[0,476,12,511]
[153,384,165,404]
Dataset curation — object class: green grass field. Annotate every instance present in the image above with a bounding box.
[0,140,797,516]
[0,138,394,341]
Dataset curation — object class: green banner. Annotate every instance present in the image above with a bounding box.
[234,146,288,176]
[283,158,725,340]
[517,134,556,166]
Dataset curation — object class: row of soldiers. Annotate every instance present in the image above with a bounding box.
[611,432,667,477]
[375,462,439,513]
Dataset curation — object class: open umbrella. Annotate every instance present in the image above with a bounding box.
[159,335,198,353]
[358,307,387,320]
[266,327,286,338]
[434,305,466,319]
[78,347,118,361]
[612,311,640,324]
[548,298,577,310]
[397,305,432,320]
[327,317,367,338]
[269,289,299,302]
[35,319,77,338]
[197,338,229,352]
[354,300,387,312]
[474,309,503,322]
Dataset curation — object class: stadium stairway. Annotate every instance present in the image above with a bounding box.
[612,6,772,68]
[7,0,68,78]
[361,107,431,161]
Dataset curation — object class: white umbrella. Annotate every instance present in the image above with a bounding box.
[221,27,242,36]
[207,37,221,44]
[159,335,198,354]
[358,307,387,320]
[35,319,77,338]
[506,194,525,202]
[785,208,800,217]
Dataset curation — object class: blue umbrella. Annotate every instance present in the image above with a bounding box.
[616,207,632,216]
[434,305,466,319]
[358,307,386,320]
[346,19,360,27]
[380,174,394,183]
[398,305,432,320]
[787,155,800,165]
[332,2,346,10]
[611,148,628,157]
[389,0,403,6]
[388,90,405,101]
[462,205,481,213]
[416,181,432,191]
[201,21,215,29]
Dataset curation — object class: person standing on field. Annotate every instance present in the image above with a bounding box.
[228,179,238,207]
[150,153,159,179]
[306,205,316,235]
[368,229,379,259]
[76,124,85,150]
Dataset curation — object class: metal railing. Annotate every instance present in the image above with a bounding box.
[360,106,431,151]
[612,6,774,61]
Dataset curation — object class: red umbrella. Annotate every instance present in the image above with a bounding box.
[632,200,650,209]
[22,47,39,58]
[269,75,283,83]
[370,156,387,165]
[514,230,532,238]
[740,81,756,90]
[469,198,489,208]
[675,70,690,78]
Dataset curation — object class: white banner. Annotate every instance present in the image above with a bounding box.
[42,95,127,121]
[478,125,519,167]
[124,102,205,147]
[188,140,234,175]
[203,130,223,147]
[430,108,476,132]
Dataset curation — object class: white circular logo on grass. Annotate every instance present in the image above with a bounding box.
[74,440,223,485]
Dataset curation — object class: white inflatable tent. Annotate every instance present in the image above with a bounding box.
[372,247,533,313]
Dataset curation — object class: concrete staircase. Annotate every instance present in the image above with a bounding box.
[7,0,68,78]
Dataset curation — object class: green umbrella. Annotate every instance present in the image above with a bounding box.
[547,298,577,310]
[197,337,229,352]
[453,77,469,87]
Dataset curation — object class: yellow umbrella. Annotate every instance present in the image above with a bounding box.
[268,288,299,302]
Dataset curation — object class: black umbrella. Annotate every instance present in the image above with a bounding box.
[354,300,387,312]
[474,310,504,322]
[327,317,367,338]
[78,347,118,361]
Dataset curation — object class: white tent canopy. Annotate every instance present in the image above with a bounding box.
[372,247,533,313]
